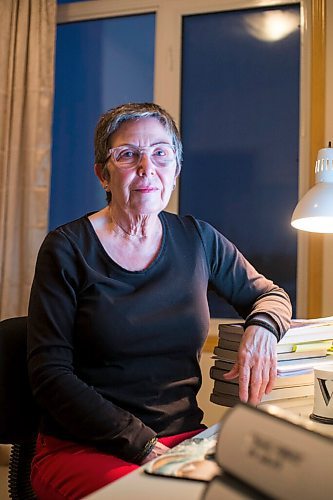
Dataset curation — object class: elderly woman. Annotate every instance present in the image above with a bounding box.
[27,102,291,499]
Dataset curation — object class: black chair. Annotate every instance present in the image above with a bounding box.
[0,316,40,499]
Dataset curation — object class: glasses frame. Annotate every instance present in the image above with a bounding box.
[106,143,177,169]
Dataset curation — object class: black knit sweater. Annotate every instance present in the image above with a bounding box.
[27,211,291,462]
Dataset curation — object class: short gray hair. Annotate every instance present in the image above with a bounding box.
[94,102,183,187]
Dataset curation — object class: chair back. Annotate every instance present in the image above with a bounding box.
[0,316,40,444]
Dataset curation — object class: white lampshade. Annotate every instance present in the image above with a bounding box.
[291,145,333,233]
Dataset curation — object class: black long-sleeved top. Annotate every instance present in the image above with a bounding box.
[27,211,292,462]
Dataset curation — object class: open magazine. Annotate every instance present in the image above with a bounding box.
[144,432,220,482]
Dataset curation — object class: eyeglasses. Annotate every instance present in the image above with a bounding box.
[106,143,176,168]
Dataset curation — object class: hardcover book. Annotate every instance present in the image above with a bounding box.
[212,380,314,401]
[210,365,314,388]
[205,403,333,500]
[218,317,333,345]
[213,346,328,363]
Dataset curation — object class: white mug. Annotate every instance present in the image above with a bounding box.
[311,363,333,424]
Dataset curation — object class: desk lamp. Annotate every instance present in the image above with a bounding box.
[291,143,333,233]
[291,146,333,423]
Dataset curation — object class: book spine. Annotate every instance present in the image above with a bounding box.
[210,366,314,388]
[212,382,314,401]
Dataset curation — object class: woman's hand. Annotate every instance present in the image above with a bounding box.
[140,441,170,465]
[223,324,277,405]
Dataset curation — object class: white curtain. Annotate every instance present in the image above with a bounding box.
[0,0,56,319]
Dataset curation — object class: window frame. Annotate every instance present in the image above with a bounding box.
[56,0,324,318]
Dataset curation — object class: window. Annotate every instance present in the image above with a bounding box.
[54,0,312,318]
[180,5,300,316]
[50,13,155,229]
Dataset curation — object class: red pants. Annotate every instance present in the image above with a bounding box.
[31,429,202,499]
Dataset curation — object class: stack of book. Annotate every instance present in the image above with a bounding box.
[210,317,333,409]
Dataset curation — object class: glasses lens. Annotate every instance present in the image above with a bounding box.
[114,147,139,166]
[151,145,175,165]
[110,144,175,168]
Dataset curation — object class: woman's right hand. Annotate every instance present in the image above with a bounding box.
[140,441,170,464]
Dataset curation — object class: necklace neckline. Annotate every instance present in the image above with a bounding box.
[113,221,141,238]
[108,208,161,240]
[86,211,167,272]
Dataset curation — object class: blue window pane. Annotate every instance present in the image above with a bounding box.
[180,6,299,317]
[50,14,155,229]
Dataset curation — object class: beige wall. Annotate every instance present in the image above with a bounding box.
[323,1,333,316]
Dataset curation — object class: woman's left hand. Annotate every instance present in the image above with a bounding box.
[223,325,277,405]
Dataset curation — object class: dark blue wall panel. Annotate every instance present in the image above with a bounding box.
[180,5,300,317]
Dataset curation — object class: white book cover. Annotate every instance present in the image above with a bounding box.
[218,337,332,354]
[214,404,333,500]
[277,355,333,375]
[280,323,333,344]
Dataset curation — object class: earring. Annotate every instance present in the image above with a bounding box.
[104,184,109,191]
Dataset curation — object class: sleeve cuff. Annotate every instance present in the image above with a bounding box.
[244,317,279,341]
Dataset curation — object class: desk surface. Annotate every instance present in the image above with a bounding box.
[84,407,333,500]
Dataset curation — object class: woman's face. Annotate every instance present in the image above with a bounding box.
[104,117,178,216]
